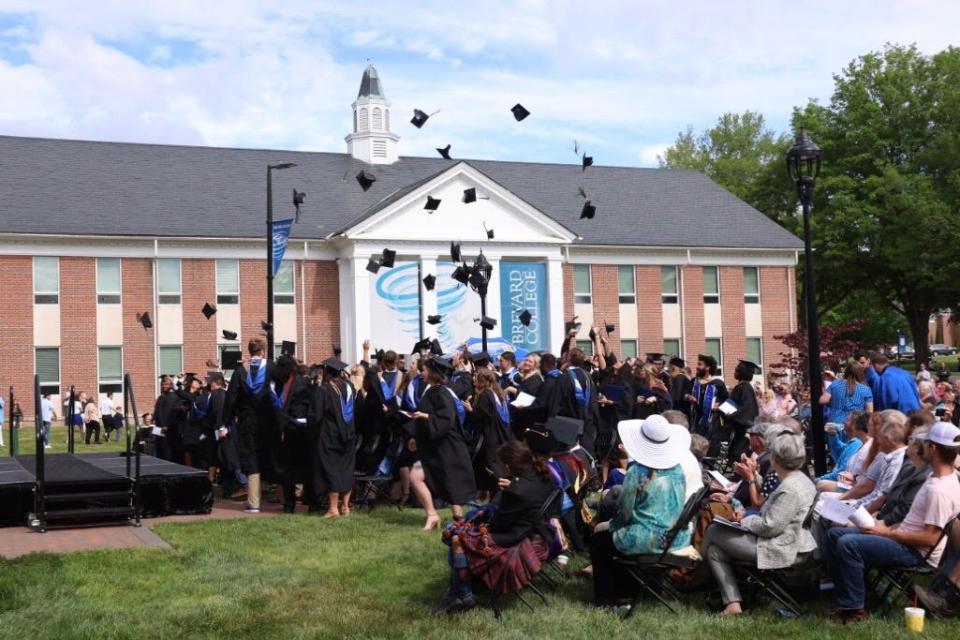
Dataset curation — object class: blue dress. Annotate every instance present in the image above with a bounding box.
[610,461,689,554]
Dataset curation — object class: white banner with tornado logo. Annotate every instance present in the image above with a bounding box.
[369,261,422,353]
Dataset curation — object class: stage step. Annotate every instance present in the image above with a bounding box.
[44,490,132,504]
[43,506,134,522]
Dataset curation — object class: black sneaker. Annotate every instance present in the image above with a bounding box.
[431,593,463,617]
[916,585,956,617]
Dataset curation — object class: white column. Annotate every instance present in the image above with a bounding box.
[484,255,502,337]
[546,256,565,353]
[351,257,372,363]
[420,255,437,339]
[337,258,355,362]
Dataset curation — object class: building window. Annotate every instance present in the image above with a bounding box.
[158,345,182,377]
[216,259,240,304]
[573,265,591,304]
[661,266,679,304]
[372,139,387,158]
[703,266,719,304]
[618,266,636,304]
[157,259,181,305]
[274,261,295,304]
[373,107,383,130]
[620,340,638,359]
[98,346,123,394]
[746,337,763,371]
[705,338,723,375]
[219,345,241,373]
[35,347,60,396]
[96,258,122,304]
[576,340,594,356]
[359,107,368,130]
[663,338,682,360]
[744,267,760,304]
[33,256,59,304]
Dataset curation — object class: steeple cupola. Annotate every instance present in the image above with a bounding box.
[346,65,399,164]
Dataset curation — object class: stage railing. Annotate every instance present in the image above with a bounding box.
[67,385,76,454]
[123,373,142,526]
[7,386,13,457]
[33,374,46,532]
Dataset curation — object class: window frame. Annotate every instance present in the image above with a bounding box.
[216,259,240,305]
[661,265,679,305]
[35,347,61,396]
[705,337,723,375]
[96,257,122,305]
[33,256,60,305]
[620,339,638,359]
[573,264,592,304]
[743,266,760,304]
[219,345,241,374]
[663,338,682,360]
[617,265,636,304]
[158,345,183,377]
[273,260,295,305]
[746,337,763,371]
[575,340,594,356]
[157,258,182,305]
[98,346,124,394]
[703,266,720,304]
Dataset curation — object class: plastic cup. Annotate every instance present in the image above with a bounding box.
[905,606,925,633]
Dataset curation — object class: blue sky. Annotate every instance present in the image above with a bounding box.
[0,1,957,167]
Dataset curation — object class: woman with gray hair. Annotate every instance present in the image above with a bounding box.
[700,429,818,615]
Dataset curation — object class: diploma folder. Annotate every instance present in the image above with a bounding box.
[600,385,627,402]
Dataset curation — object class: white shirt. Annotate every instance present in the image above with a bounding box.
[41,398,55,422]
[100,396,114,417]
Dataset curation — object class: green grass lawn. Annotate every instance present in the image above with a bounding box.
[3,424,128,457]
[2,509,959,640]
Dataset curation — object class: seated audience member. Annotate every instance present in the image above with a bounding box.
[433,441,558,615]
[662,409,705,501]
[875,426,932,525]
[824,421,960,623]
[701,429,817,616]
[689,433,710,463]
[589,416,690,607]
[816,412,869,490]
[915,519,960,617]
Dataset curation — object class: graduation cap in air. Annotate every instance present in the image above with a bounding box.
[479,316,497,331]
[463,187,477,204]
[281,340,296,357]
[429,339,443,356]
[201,302,217,320]
[412,338,432,355]
[366,258,382,274]
[292,189,306,222]
[374,348,386,362]
[380,248,397,268]
[333,346,342,357]
[260,320,273,333]
[450,241,462,262]
[483,223,494,240]
[582,154,593,172]
[737,360,762,376]
[604,321,616,334]
[511,103,530,121]
[422,274,436,291]
[424,196,441,211]
[410,108,430,128]
[588,327,598,341]
[427,314,442,325]
[565,316,581,332]
[322,357,349,374]
[136,311,152,329]
[451,264,470,285]
[221,350,242,370]
[437,144,452,160]
[580,200,596,219]
[545,415,582,447]
[356,170,376,192]
[222,329,238,341]
[519,309,533,327]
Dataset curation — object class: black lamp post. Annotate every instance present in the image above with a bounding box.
[266,162,296,359]
[787,130,825,475]
[452,249,495,352]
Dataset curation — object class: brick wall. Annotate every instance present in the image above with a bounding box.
[301,260,340,363]
[0,256,34,415]
[636,265,664,356]
[239,259,268,352]
[760,266,794,375]
[590,265,619,344]
[122,259,156,412]
[60,257,98,399]
[181,258,218,374]
[681,265,705,360]
[719,266,747,385]
[562,262,574,323]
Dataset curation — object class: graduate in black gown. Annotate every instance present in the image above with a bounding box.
[203,372,229,484]
[310,357,357,518]
[668,357,691,411]
[683,354,728,440]
[531,352,564,421]
[717,360,762,464]
[177,376,205,470]
[467,369,516,494]
[558,348,598,455]
[271,356,314,513]
[410,356,477,519]
[153,375,181,462]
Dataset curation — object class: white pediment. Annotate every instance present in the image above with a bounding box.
[342,162,576,244]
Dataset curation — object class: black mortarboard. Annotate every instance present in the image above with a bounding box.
[451,264,470,285]
[260,320,273,333]
[546,415,582,447]
[646,352,665,363]
[483,223,494,240]
[292,189,306,222]
[281,340,296,356]
[580,200,596,219]
[322,357,349,373]
[423,355,454,376]
[669,357,686,368]
[424,196,441,211]
[356,170,376,192]
[380,248,396,268]
[463,187,477,204]
[450,241,462,262]
[201,302,217,319]
[524,427,558,456]
[564,316,581,332]
[604,321,616,334]
[470,351,491,366]
[333,346,342,356]
[511,103,530,121]
[582,154,593,171]
[429,339,443,356]
[479,316,497,331]
[410,108,430,128]
[366,257,382,274]
[519,309,532,327]
[222,329,238,341]
[589,327,597,341]
[136,311,152,329]
[412,338,432,355]
[374,348,386,362]
[422,274,436,291]
[737,360,762,375]
[437,144,452,160]
[221,350,242,370]
[427,314,442,325]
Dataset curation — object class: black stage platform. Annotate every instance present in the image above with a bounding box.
[0,453,214,526]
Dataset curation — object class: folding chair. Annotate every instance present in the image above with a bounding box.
[869,515,958,611]
[613,485,711,616]
[353,434,403,511]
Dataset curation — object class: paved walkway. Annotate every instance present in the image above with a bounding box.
[0,500,295,559]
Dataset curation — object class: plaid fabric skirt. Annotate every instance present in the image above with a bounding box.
[456,526,551,594]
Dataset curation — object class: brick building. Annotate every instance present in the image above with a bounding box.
[0,65,800,413]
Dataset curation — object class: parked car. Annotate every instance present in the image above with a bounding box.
[929,344,959,356]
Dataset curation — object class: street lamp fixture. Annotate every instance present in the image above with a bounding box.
[451,248,495,352]
[266,162,298,358]
[786,129,826,475]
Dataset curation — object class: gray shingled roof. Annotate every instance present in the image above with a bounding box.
[0,135,802,249]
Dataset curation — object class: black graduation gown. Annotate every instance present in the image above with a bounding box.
[472,390,516,491]
[531,372,563,424]
[717,381,760,463]
[207,387,240,473]
[511,373,544,437]
[686,377,729,439]
[152,390,181,461]
[632,385,673,420]
[557,367,597,454]
[310,380,357,494]
[223,360,276,477]
[415,384,477,505]
[670,374,691,411]
[273,376,313,487]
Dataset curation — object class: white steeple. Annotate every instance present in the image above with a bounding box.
[346,65,400,164]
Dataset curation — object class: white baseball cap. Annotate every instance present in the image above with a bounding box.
[914,421,960,448]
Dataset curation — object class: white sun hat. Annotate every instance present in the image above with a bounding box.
[617,415,686,470]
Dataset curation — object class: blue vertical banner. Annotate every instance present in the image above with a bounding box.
[499,262,547,351]
[271,218,294,275]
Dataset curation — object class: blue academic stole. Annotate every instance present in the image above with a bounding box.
[567,368,590,408]
[446,387,466,426]
[692,378,715,427]
[492,391,510,425]
[246,360,267,394]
